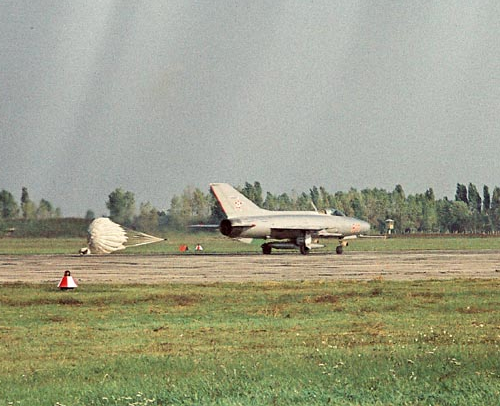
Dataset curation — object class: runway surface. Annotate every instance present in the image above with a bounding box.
[1,250,499,284]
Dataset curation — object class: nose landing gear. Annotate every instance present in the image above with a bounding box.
[336,239,348,255]
[297,233,312,255]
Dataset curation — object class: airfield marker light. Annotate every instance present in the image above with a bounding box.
[57,270,78,290]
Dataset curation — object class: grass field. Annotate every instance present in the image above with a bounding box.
[1,280,499,405]
[2,233,500,255]
[1,236,499,404]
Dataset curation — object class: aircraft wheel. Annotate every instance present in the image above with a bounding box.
[300,245,310,255]
[336,246,343,255]
[262,244,272,255]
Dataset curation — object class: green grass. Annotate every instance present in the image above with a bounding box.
[1,280,499,405]
[2,233,500,255]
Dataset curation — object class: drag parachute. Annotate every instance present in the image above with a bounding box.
[79,217,165,254]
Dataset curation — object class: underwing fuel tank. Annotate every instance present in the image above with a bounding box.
[264,242,325,250]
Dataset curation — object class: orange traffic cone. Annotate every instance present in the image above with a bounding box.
[58,270,78,290]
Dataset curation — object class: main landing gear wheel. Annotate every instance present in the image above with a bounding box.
[300,245,310,255]
[336,246,343,255]
[262,244,272,255]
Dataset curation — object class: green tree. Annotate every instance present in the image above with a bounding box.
[134,202,159,233]
[333,191,352,216]
[451,201,471,233]
[191,188,211,220]
[483,185,491,213]
[241,182,263,207]
[390,185,408,233]
[455,183,468,205]
[421,189,438,232]
[263,191,295,211]
[277,193,293,211]
[437,199,470,233]
[0,190,20,219]
[467,183,482,232]
[467,183,482,213]
[106,188,135,226]
[295,192,312,210]
[490,187,500,231]
[491,187,500,211]
[196,180,500,234]
[169,187,212,229]
[309,186,321,208]
[437,198,451,233]
[168,195,185,229]
[319,187,331,208]
[361,188,390,233]
[21,187,36,219]
[481,185,492,233]
[351,194,365,220]
[36,199,55,219]
[263,192,278,210]
[405,195,421,232]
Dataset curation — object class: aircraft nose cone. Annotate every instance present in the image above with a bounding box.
[361,220,371,234]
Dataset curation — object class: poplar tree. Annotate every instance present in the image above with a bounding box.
[483,185,491,213]
[21,187,36,219]
[467,183,482,213]
[455,183,468,205]
[491,187,500,231]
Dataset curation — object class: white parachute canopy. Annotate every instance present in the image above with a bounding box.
[80,217,165,254]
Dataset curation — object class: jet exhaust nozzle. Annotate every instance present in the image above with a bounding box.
[220,219,233,237]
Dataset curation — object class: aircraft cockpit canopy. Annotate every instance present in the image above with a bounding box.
[318,208,346,217]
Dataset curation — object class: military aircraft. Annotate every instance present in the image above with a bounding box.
[210,183,371,255]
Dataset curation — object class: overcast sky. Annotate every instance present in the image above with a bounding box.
[2,1,500,217]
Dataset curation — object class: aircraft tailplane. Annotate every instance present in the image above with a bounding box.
[210,183,267,218]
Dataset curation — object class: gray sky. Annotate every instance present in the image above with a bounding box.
[2,1,500,217]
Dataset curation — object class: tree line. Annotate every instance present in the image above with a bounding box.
[166,182,500,234]
[2,182,500,234]
[0,187,61,220]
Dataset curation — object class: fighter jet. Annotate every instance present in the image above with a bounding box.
[210,183,371,255]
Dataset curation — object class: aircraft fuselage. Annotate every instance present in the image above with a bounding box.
[220,212,370,239]
[211,183,372,255]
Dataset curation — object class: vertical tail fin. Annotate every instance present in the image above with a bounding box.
[210,183,266,218]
